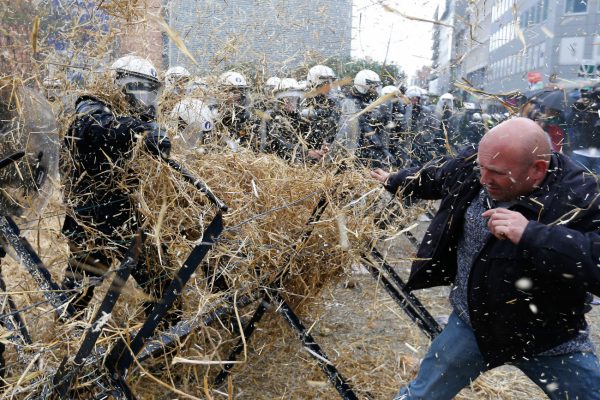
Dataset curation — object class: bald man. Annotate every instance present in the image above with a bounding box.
[372,118,600,399]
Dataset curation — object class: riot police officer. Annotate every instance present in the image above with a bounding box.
[216,71,257,149]
[301,65,341,153]
[260,78,321,162]
[335,69,395,169]
[61,55,172,316]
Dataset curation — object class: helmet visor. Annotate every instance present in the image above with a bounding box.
[317,76,335,86]
[123,80,160,108]
[366,79,382,94]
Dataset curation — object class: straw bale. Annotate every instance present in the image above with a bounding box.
[134,146,384,308]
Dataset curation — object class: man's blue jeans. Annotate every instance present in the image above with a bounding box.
[395,312,600,399]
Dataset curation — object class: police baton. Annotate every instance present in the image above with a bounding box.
[0,150,25,170]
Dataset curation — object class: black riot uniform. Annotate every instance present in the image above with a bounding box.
[345,89,396,169]
[261,107,307,162]
[219,94,257,147]
[301,93,341,151]
[61,95,172,315]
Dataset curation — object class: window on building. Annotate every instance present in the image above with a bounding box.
[530,7,536,25]
[533,45,540,68]
[594,35,600,61]
[518,53,525,72]
[565,0,587,14]
[543,0,549,20]
[536,1,544,22]
[539,43,546,67]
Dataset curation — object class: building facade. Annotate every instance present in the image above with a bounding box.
[429,0,469,95]
[430,0,600,96]
[460,0,492,100]
[165,0,353,75]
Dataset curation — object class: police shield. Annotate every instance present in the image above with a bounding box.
[0,83,59,218]
[328,97,360,162]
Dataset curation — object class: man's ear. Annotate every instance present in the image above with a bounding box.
[531,159,549,182]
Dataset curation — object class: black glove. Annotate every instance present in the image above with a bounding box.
[142,122,171,159]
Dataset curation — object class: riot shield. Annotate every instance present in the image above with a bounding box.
[328,97,360,163]
[0,82,59,219]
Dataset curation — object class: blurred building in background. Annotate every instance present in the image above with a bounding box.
[430,0,600,97]
[429,0,469,95]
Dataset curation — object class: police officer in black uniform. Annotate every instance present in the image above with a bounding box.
[216,70,258,149]
[61,55,172,316]
[301,65,341,155]
[343,69,395,169]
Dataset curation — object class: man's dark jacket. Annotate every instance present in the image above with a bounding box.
[385,147,600,367]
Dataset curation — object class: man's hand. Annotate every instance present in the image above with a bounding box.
[307,149,324,160]
[482,208,529,244]
[307,144,330,161]
[370,168,390,184]
[143,123,171,160]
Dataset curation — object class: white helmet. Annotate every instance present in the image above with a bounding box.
[111,55,160,116]
[274,78,300,93]
[218,71,248,88]
[406,86,425,98]
[111,55,159,83]
[353,69,382,95]
[381,85,400,97]
[437,93,455,114]
[265,76,281,89]
[273,78,302,95]
[307,65,336,88]
[165,66,191,87]
[171,98,214,132]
